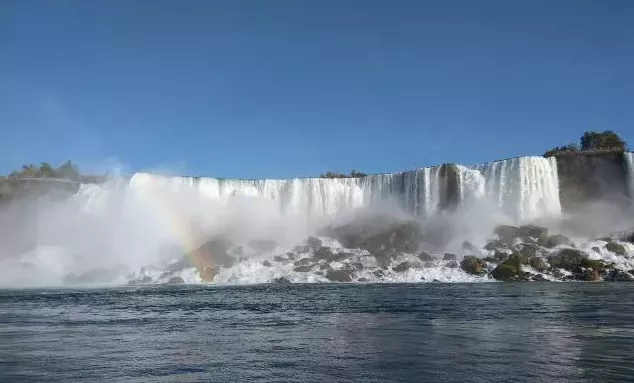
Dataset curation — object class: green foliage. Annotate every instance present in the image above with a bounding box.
[6,160,81,180]
[544,130,628,157]
[544,144,579,158]
[580,130,627,151]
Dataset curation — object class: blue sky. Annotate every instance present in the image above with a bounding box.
[1,0,633,178]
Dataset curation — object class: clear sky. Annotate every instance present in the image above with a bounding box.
[1,0,633,178]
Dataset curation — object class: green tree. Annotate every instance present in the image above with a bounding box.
[39,162,56,178]
[55,160,80,180]
[580,130,627,151]
[544,143,578,157]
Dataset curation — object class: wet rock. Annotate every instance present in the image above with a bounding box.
[193,236,235,268]
[529,257,547,272]
[532,274,548,282]
[606,242,626,255]
[329,217,422,255]
[548,248,586,272]
[541,234,571,248]
[460,256,487,275]
[262,260,272,267]
[393,261,412,273]
[306,236,323,251]
[582,269,601,281]
[127,275,153,285]
[358,278,368,282]
[443,253,457,261]
[293,258,313,267]
[273,255,288,263]
[293,265,313,273]
[418,251,435,262]
[313,246,334,261]
[273,277,291,284]
[606,270,634,281]
[485,239,509,252]
[373,269,386,279]
[494,225,519,244]
[350,262,364,271]
[165,276,185,284]
[517,225,548,242]
[292,245,310,254]
[447,260,458,268]
[592,246,601,253]
[325,269,353,282]
[491,258,522,282]
[286,252,298,260]
[483,256,498,264]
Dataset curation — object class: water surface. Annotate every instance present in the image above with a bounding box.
[1,283,633,382]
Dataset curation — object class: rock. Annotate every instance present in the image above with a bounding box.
[306,236,322,251]
[373,269,386,279]
[517,225,548,241]
[273,255,288,263]
[606,242,626,255]
[273,277,291,284]
[529,257,547,272]
[592,246,601,253]
[330,217,422,255]
[293,258,313,267]
[292,245,310,254]
[491,261,521,282]
[460,256,487,275]
[606,270,634,281]
[358,278,368,282]
[443,253,457,261]
[313,246,334,261]
[493,251,509,263]
[293,265,313,272]
[541,234,571,248]
[582,269,601,281]
[286,252,298,260]
[165,276,185,284]
[548,248,586,272]
[447,260,458,268]
[418,251,435,262]
[532,274,548,282]
[262,260,272,267]
[393,261,412,273]
[483,256,498,263]
[350,262,364,271]
[325,269,353,282]
[624,232,634,244]
[193,236,235,268]
[494,225,519,244]
[484,239,509,252]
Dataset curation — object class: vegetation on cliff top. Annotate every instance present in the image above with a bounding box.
[544,130,628,157]
[319,170,367,179]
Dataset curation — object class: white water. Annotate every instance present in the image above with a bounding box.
[624,152,634,200]
[0,156,566,287]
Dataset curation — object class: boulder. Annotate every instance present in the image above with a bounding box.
[373,269,386,279]
[541,234,571,248]
[494,225,519,244]
[262,260,272,267]
[460,256,487,275]
[313,246,334,261]
[529,257,547,272]
[200,266,219,282]
[606,270,634,281]
[306,236,322,251]
[606,242,626,255]
[491,261,521,282]
[293,265,313,272]
[418,251,435,262]
[273,276,291,284]
[293,258,313,267]
[443,253,457,261]
[330,218,422,256]
[325,269,353,282]
[165,276,185,284]
[392,261,412,273]
[517,225,548,241]
[273,255,288,263]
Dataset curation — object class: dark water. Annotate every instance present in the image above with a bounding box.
[1,283,633,383]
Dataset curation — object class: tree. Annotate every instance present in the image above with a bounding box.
[580,130,627,151]
[55,160,80,180]
[544,144,578,157]
[39,162,56,178]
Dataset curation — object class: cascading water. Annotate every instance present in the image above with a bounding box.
[0,155,566,287]
[624,152,634,200]
[475,156,561,222]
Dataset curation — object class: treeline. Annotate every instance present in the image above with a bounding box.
[544,131,628,157]
[2,161,105,183]
[319,170,368,179]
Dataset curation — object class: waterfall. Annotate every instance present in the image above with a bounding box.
[475,156,561,222]
[624,152,634,200]
[72,155,560,226]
